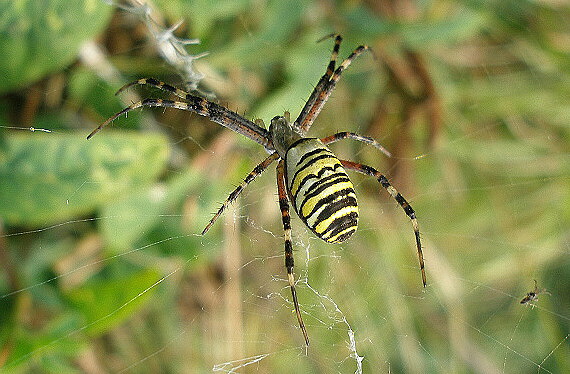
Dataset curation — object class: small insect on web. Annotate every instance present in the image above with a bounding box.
[87,34,426,346]
[520,280,551,305]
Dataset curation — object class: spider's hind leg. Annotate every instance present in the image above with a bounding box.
[277,160,310,346]
[340,160,426,288]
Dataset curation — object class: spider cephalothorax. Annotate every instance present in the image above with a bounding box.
[88,34,425,346]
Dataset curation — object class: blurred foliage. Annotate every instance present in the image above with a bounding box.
[0,133,168,226]
[0,0,113,94]
[0,0,569,373]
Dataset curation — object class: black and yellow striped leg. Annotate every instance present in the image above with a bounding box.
[320,131,392,157]
[86,97,271,149]
[294,34,342,134]
[277,160,310,346]
[201,152,280,235]
[318,32,342,78]
[297,37,370,134]
[340,160,427,287]
[116,77,192,100]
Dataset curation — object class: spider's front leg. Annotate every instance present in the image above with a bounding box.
[296,34,370,135]
[201,152,280,235]
[277,160,310,346]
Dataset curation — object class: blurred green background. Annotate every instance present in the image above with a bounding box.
[1,0,569,373]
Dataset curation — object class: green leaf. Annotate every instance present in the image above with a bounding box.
[0,132,169,226]
[100,169,207,251]
[0,0,113,93]
[399,12,487,48]
[67,69,142,129]
[6,313,85,370]
[176,0,250,37]
[251,33,334,121]
[345,6,485,48]
[65,269,160,335]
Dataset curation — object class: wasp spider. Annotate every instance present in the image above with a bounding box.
[88,35,426,346]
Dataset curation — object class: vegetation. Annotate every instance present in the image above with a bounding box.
[1,0,568,372]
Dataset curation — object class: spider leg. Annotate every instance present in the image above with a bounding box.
[320,131,392,157]
[201,152,280,235]
[116,78,192,100]
[340,160,426,287]
[277,159,310,346]
[296,36,370,135]
[294,34,341,134]
[87,98,272,150]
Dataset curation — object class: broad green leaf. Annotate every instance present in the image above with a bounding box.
[0,0,113,93]
[68,69,142,129]
[345,6,485,48]
[6,313,85,370]
[399,12,486,48]
[251,33,333,121]
[65,269,160,335]
[175,0,250,37]
[0,132,169,226]
[100,169,207,251]
[99,161,251,261]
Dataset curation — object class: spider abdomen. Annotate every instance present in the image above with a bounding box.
[284,138,358,243]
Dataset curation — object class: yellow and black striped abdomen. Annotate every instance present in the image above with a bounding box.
[284,138,358,243]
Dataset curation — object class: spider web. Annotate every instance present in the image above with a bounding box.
[1,2,569,373]
[2,122,568,373]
